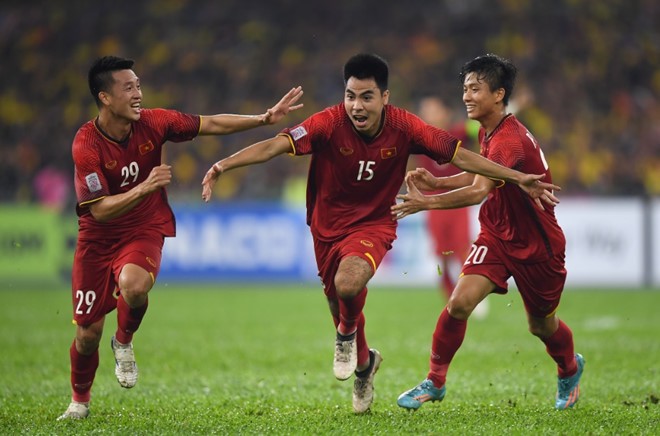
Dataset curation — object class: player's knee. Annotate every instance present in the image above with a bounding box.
[334,273,363,299]
[118,271,152,303]
[528,324,547,338]
[335,257,371,299]
[76,325,103,354]
[528,319,556,339]
[447,293,475,320]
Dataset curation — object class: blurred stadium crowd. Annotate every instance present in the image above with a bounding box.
[0,0,658,210]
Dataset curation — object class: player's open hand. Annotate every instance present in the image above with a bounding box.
[391,176,428,220]
[262,86,304,125]
[201,163,222,203]
[518,174,561,210]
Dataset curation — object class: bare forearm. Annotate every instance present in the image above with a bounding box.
[198,86,303,136]
[451,148,522,184]
[89,164,172,222]
[213,136,291,172]
[199,114,267,135]
[426,185,488,210]
[89,187,148,222]
[392,176,492,220]
[202,135,292,203]
[435,171,475,190]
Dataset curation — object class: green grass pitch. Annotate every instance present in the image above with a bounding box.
[0,284,658,434]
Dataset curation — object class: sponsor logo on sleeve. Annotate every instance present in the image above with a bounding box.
[85,173,102,192]
[290,126,308,141]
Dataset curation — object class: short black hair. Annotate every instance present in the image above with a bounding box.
[343,53,389,92]
[459,54,517,105]
[88,56,135,107]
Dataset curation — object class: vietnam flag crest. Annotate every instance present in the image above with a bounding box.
[380,147,397,159]
[139,141,155,155]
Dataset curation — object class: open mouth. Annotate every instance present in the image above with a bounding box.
[352,114,368,128]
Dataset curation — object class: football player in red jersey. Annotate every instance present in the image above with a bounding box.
[58,56,303,420]
[416,99,473,296]
[394,54,583,411]
[414,96,490,318]
[201,53,558,414]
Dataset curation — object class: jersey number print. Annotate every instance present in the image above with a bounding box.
[357,160,375,181]
[120,161,140,187]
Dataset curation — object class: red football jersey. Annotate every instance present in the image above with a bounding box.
[477,114,565,262]
[72,109,200,239]
[281,103,460,241]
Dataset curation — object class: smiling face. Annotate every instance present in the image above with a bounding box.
[344,77,389,138]
[100,69,142,122]
[462,71,504,123]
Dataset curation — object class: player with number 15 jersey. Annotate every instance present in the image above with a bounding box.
[283,102,460,242]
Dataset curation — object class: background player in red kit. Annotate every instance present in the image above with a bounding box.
[414,97,489,317]
[201,53,559,414]
[59,56,303,420]
[394,54,584,411]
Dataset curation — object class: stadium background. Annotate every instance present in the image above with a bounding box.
[0,0,658,288]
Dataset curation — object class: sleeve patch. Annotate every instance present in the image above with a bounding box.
[85,173,102,192]
[290,126,308,141]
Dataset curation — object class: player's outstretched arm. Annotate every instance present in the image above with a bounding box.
[202,135,292,202]
[392,173,493,220]
[407,167,474,191]
[451,147,560,210]
[199,86,303,135]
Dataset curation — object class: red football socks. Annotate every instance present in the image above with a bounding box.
[69,340,98,403]
[427,307,467,388]
[337,288,369,366]
[115,295,148,344]
[541,319,577,377]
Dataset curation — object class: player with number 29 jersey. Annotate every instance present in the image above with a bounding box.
[71,108,200,326]
[73,109,200,240]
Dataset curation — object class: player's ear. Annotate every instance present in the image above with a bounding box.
[99,91,111,106]
[494,88,505,104]
[382,89,390,105]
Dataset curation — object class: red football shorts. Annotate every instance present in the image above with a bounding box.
[313,226,397,299]
[461,233,567,318]
[426,208,471,258]
[70,229,165,326]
